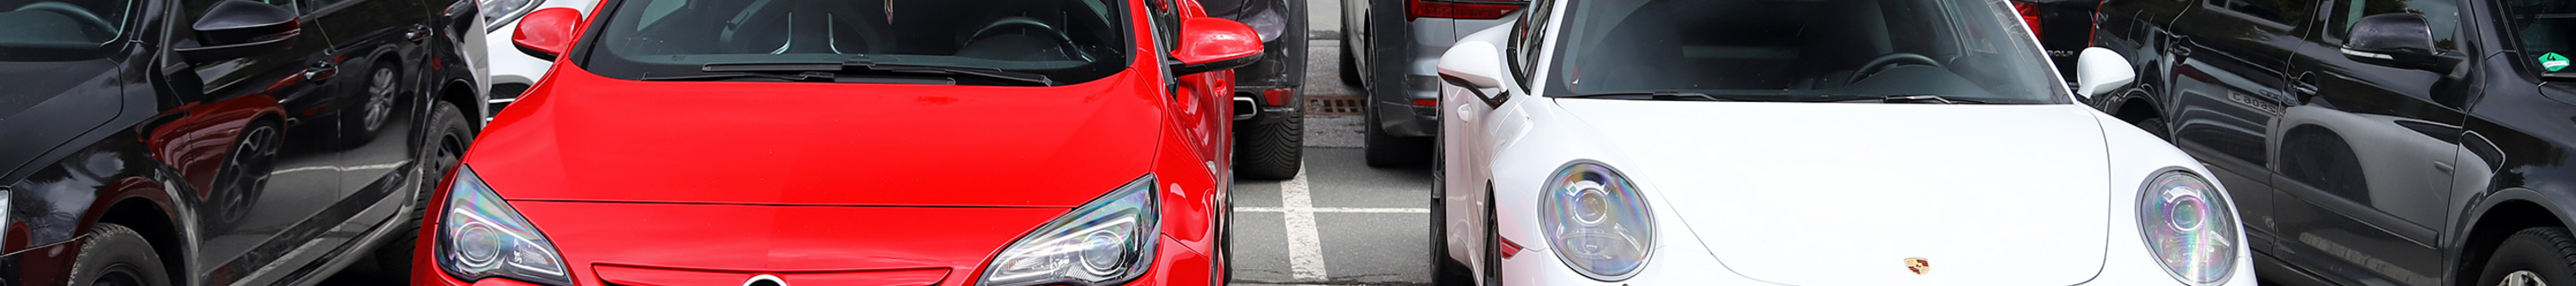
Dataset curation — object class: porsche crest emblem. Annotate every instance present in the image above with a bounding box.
[1904,257,1931,274]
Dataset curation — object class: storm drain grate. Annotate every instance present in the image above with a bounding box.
[1306,96,1366,115]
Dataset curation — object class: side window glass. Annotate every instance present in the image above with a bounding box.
[181,0,298,29]
[1510,0,1551,80]
[2330,0,2461,49]
[2213,0,2316,24]
[2504,0,2573,72]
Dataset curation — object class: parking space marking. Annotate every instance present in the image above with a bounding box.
[1239,206,1428,214]
[1280,166,1329,281]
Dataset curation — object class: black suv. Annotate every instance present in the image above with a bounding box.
[0,0,482,285]
[2086,0,2576,285]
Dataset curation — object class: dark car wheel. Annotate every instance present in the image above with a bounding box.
[2133,117,2170,141]
[1236,109,1304,180]
[1364,112,1430,167]
[68,223,174,286]
[341,62,401,147]
[363,101,473,282]
[1428,140,1474,285]
[2477,227,2576,286]
[213,120,283,223]
[1340,43,1364,88]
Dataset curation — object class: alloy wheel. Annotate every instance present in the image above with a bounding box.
[2503,270,2551,286]
[362,68,396,132]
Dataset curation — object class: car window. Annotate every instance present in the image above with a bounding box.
[574,0,1133,85]
[2504,0,2575,72]
[0,0,140,60]
[1509,0,1553,81]
[2213,0,2317,24]
[1540,0,2068,104]
[2329,0,2460,49]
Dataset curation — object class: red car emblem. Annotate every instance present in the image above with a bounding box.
[1905,257,1931,275]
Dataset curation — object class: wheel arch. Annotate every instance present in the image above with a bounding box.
[2451,188,2576,286]
[92,194,190,286]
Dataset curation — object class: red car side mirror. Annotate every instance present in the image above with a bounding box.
[1169,17,1262,75]
[513,8,585,61]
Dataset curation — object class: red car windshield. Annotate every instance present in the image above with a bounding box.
[573,0,1134,86]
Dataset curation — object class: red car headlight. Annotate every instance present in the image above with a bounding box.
[979,174,1159,286]
[436,165,574,286]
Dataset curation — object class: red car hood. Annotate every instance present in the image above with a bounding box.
[466,67,1164,207]
[510,200,1065,285]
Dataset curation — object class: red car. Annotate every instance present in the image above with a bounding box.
[409,0,1262,285]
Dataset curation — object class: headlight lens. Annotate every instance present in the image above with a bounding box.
[979,175,1159,286]
[479,0,544,31]
[2137,170,2238,284]
[436,166,573,286]
[1539,161,1654,282]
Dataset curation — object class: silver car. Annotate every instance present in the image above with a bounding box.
[1342,0,1528,166]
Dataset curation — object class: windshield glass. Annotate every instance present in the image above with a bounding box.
[0,0,137,61]
[2507,0,2576,73]
[575,0,1132,85]
[1540,0,2068,104]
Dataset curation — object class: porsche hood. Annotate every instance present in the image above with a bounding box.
[1547,99,2114,285]
[462,69,1164,207]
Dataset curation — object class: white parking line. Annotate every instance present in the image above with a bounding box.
[1279,166,1329,281]
[1239,206,1429,214]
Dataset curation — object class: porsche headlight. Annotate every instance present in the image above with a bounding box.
[2137,170,2238,284]
[979,175,1159,286]
[1539,161,1654,282]
[436,166,573,286]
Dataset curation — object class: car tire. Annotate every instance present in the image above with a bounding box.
[1236,109,1304,180]
[364,101,472,282]
[1364,113,1429,167]
[2132,117,2170,141]
[1341,44,1364,88]
[1428,139,1473,285]
[68,223,175,286]
[2476,227,2576,286]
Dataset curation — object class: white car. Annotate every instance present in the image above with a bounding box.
[1428,0,2257,285]
[481,0,596,117]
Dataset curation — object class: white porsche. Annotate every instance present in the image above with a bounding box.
[1428,0,2256,285]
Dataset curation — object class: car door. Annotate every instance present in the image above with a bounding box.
[2270,0,2470,284]
[161,0,341,284]
[2162,0,2317,247]
[306,0,428,222]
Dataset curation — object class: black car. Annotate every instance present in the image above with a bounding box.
[2083,0,2576,285]
[2005,0,2097,82]
[0,0,482,285]
[1206,0,1307,180]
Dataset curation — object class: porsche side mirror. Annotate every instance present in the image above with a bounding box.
[513,7,584,61]
[1437,42,1507,106]
[2343,13,2449,72]
[2076,47,2136,99]
[1170,17,1263,75]
[174,0,300,63]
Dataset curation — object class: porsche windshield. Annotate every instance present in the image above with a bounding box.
[575,0,1132,85]
[1538,0,2069,104]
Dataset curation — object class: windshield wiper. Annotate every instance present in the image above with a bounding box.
[1826,94,1987,104]
[1559,90,1757,101]
[640,72,838,82]
[697,57,1055,86]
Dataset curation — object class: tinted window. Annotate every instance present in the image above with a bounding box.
[575,0,1132,85]
[0,0,139,60]
[1541,0,2067,104]
[2216,0,2318,24]
[2331,0,2460,49]
[2506,0,2575,72]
